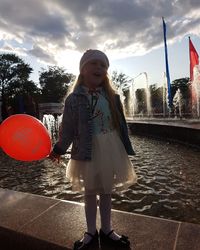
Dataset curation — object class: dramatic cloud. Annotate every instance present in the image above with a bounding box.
[0,0,200,65]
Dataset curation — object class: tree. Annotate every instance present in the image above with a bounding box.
[111,71,131,90]
[39,66,75,103]
[150,84,163,114]
[135,88,146,114]
[111,71,132,114]
[0,53,33,95]
[171,77,190,114]
[0,53,39,119]
[171,77,190,97]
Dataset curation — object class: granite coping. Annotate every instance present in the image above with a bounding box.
[0,188,200,250]
[127,119,200,147]
[126,118,200,130]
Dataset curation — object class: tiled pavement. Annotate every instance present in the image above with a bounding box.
[0,188,200,250]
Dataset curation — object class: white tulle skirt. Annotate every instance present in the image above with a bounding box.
[66,130,137,194]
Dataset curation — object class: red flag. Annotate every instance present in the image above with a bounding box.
[189,37,199,81]
[189,37,199,111]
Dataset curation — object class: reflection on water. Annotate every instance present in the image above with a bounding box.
[0,135,200,224]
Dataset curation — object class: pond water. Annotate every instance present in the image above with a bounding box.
[0,133,200,225]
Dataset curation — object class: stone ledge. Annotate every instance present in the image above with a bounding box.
[0,188,200,250]
[128,120,200,147]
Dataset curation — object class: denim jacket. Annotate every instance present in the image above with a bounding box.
[53,85,135,160]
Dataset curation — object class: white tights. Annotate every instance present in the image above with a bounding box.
[82,193,121,244]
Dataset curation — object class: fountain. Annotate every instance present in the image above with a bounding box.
[130,82,137,117]
[143,72,152,117]
[173,88,184,118]
[38,103,63,141]
[193,65,200,118]
[118,85,126,110]
[128,72,152,117]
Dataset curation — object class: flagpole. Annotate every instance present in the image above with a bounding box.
[162,17,172,116]
[163,72,166,117]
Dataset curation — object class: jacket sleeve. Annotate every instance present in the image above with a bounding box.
[116,95,136,155]
[53,95,74,155]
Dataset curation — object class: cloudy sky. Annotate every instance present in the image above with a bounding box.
[0,0,200,87]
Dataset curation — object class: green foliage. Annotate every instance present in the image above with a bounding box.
[0,53,33,93]
[150,84,163,113]
[39,66,75,102]
[171,77,190,113]
[135,88,146,113]
[111,71,131,89]
[171,77,190,99]
[0,53,41,118]
[111,71,132,114]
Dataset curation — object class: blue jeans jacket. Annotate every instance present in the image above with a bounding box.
[53,85,135,160]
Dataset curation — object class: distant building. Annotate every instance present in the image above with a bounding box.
[38,103,64,121]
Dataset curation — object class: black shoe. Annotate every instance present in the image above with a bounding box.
[99,229,130,248]
[73,230,99,250]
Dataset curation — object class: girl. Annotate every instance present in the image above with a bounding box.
[49,49,137,249]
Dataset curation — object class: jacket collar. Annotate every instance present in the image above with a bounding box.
[73,84,103,96]
[73,84,87,96]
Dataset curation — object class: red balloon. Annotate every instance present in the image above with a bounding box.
[0,114,52,161]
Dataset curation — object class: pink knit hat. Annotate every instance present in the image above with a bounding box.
[79,49,109,71]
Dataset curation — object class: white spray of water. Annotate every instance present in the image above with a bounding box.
[128,72,152,117]
[144,72,152,116]
[43,114,62,140]
[173,88,183,118]
[193,65,200,118]
[130,82,137,117]
[118,85,126,108]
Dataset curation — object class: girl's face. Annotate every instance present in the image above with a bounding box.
[81,59,107,88]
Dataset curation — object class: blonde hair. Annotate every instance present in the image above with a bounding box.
[67,74,120,131]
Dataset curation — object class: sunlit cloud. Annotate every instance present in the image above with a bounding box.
[0,0,200,68]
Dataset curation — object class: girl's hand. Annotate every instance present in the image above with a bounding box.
[48,151,61,163]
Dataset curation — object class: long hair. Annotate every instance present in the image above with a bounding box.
[68,74,120,131]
